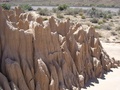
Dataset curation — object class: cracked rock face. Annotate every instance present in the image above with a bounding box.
[0,7,118,90]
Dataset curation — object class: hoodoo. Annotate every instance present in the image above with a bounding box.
[0,7,119,90]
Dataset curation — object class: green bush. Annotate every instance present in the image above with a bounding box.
[37,8,51,16]
[116,26,120,31]
[118,9,120,15]
[58,4,69,11]
[98,20,104,24]
[94,25,101,29]
[81,15,86,19]
[52,8,58,13]
[101,24,112,30]
[73,8,82,15]
[57,14,64,18]
[87,7,113,19]
[103,19,106,23]
[65,8,82,15]
[87,7,96,18]
[20,4,33,11]
[97,4,106,7]
[103,14,107,19]
[107,14,112,19]
[43,17,48,21]
[79,12,83,16]
[0,3,11,10]
[90,4,95,7]
[64,8,74,15]
[90,18,98,23]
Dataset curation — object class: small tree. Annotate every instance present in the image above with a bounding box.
[58,4,69,11]
[20,4,33,11]
[37,8,51,16]
[1,3,11,10]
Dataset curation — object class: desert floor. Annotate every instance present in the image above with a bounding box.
[81,42,120,90]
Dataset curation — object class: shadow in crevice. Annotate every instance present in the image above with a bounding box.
[82,69,113,89]
[83,78,99,89]
[101,69,113,80]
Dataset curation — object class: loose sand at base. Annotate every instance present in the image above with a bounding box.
[102,42,120,61]
[82,42,120,90]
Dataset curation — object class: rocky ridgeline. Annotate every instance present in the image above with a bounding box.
[0,7,119,90]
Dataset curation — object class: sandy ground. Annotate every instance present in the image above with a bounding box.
[81,42,120,90]
[101,42,120,60]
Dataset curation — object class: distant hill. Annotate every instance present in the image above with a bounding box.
[0,0,120,7]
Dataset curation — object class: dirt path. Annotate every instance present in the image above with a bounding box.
[82,42,120,90]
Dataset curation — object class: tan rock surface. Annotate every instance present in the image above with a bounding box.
[0,7,119,90]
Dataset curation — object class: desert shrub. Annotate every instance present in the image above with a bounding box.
[66,17,70,20]
[0,3,11,10]
[64,8,74,15]
[79,12,83,16]
[20,4,33,11]
[97,4,106,7]
[107,14,112,19]
[116,26,120,31]
[103,19,106,23]
[43,17,48,21]
[98,20,104,24]
[58,4,69,11]
[37,8,51,16]
[65,8,83,15]
[90,4,95,7]
[57,14,64,18]
[101,24,112,30]
[110,20,113,22]
[57,13,64,18]
[103,14,107,19]
[98,32,103,37]
[103,12,113,19]
[73,8,82,15]
[87,7,97,18]
[111,5,115,7]
[52,8,58,13]
[111,31,117,36]
[94,25,101,29]
[118,9,120,15]
[103,11,113,19]
[81,15,86,19]
[87,7,104,18]
[90,18,98,23]
[87,7,113,19]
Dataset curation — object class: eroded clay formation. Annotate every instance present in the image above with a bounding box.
[0,7,119,90]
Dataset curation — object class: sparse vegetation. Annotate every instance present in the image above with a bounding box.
[103,19,106,23]
[52,8,58,13]
[98,20,104,25]
[0,3,11,10]
[90,18,98,23]
[57,13,64,18]
[107,14,112,19]
[64,8,74,15]
[65,8,81,15]
[43,17,48,21]
[81,15,86,19]
[101,24,112,30]
[116,26,120,31]
[118,9,120,15]
[20,4,33,11]
[97,4,106,7]
[58,4,69,11]
[94,25,101,29]
[87,7,113,19]
[37,8,51,16]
